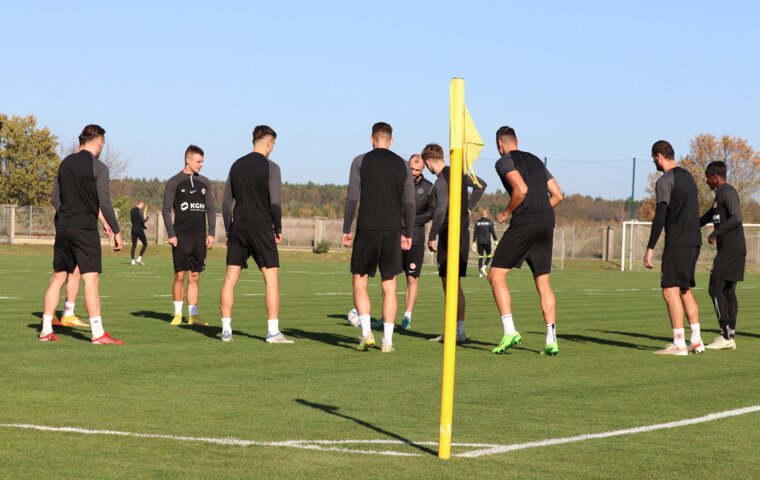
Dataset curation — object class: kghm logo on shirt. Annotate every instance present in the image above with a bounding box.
[180,202,206,212]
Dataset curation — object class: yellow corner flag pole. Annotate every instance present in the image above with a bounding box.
[438,78,466,460]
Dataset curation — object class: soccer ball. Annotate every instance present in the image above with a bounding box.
[347,308,359,327]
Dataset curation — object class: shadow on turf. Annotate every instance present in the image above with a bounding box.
[282,328,358,350]
[703,328,760,340]
[585,329,673,349]
[295,399,436,456]
[130,310,266,341]
[547,332,658,351]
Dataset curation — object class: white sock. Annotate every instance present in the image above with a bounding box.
[359,314,371,337]
[501,314,516,335]
[188,304,198,316]
[689,323,701,343]
[137,256,142,262]
[267,319,279,335]
[456,320,465,337]
[90,316,105,338]
[41,314,54,336]
[173,301,183,315]
[383,322,394,345]
[221,317,232,333]
[546,323,557,344]
[673,328,686,348]
[404,310,412,320]
[63,302,75,317]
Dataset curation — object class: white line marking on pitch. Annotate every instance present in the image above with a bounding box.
[0,296,19,300]
[2,406,758,458]
[459,405,760,458]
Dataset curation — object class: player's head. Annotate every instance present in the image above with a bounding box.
[78,124,106,157]
[496,126,518,155]
[409,154,424,182]
[371,122,393,149]
[421,143,445,174]
[651,140,675,172]
[184,144,205,174]
[705,161,727,190]
[136,200,145,208]
[481,209,489,218]
[252,125,277,157]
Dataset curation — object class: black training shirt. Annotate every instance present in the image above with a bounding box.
[473,217,497,245]
[222,152,282,235]
[700,183,745,255]
[130,207,147,234]
[428,166,486,242]
[495,150,555,226]
[162,171,216,238]
[648,167,702,249]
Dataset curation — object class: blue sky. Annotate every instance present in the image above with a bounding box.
[3,0,758,200]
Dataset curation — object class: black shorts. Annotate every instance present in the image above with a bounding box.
[172,236,207,273]
[226,230,279,269]
[491,224,553,275]
[131,230,147,244]
[351,230,402,278]
[711,252,745,282]
[402,243,426,277]
[661,246,700,289]
[477,243,492,257]
[437,228,469,277]
[53,226,102,274]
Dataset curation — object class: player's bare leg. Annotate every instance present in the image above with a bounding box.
[681,287,703,353]
[186,271,205,326]
[431,277,466,343]
[535,273,559,355]
[171,270,186,325]
[219,265,241,341]
[81,272,120,344]
[261,266,290,343]
[403,275,418,329]
[380,276,397,351]
[655,286,692,355]
[40,271,68,340]
[353,274,375,350]
[488,266,522,353]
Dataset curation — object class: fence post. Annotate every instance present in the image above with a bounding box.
[156,211,164,244]
[313,216,326,249]
[7,205,17,244]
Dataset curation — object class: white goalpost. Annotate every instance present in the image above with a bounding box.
[620,221,760,272]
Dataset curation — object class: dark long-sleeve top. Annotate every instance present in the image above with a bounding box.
[428,166,486,242]
[162,170,216,238]
[699,182,745,255]
[222,152,282,235]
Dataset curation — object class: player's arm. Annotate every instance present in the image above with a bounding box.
[98,208,113,236]
[401,163,415,240]
[428,179,448,251]
[93,159,120,235]
[203,177,216,247]
[500,170,527,223]
[51,174,61,213]
[222,174,233,238]
[268,161,283,242]
[342,155,363,246]
[699,209,712,227]
[712,189,743,239]
[466,175,486,213]
[162,176,178,245]
[547,178,564,208]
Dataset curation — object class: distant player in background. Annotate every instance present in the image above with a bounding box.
[488,126,563,356]
[342,122,415,352]
[700,161,745,350]
[41,124,124,344]
[644,140,704,356]
[220,125,292,344]
[130,200,149,265]
[163,145,216,327]
[423,143,486,344]
[400,153,435,330]
[473,209,497,277]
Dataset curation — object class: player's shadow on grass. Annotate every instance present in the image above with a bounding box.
[551,332,657,351]
[590,329,672,348]
[28,312,91,342]
[282,328,359,350]
[703,328,760,340]
[130,310,265,341]
[294,399,436,456]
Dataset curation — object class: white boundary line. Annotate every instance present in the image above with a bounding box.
[459,405,760,458]
[2,405,758,458]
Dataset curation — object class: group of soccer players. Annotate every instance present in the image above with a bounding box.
[39,123,745,357]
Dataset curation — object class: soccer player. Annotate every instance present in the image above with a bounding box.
[40,124,124,344]
[162,145,216,327]
[422,143,485,344]
[400,153,436,330]
[220,125,292,344]
[643,140,704,356]
[473,209,497,277]
[130,200,149,265]
[342,122,415,353]
[700,161,745,350]
[487,126,563,356]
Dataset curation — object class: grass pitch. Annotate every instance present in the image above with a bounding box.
[1,245,759,479]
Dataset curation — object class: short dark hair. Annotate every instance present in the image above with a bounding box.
[705,161,727,178]
[496,126,517,144]
[421,143,444,161]
[252,125,277,143]
[651,140,675,160]
[372,122,393,139]
[185,144,204,158]
[78,124,106,146]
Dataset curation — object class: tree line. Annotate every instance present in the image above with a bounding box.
[3,113,760,224]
